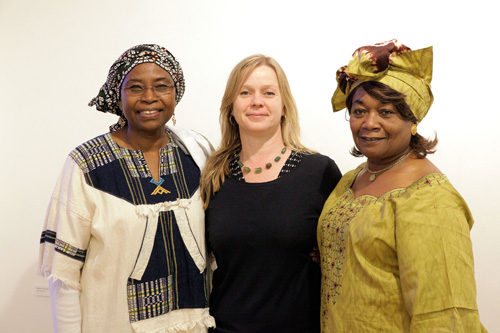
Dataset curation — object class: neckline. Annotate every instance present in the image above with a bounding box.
[348,163,446,201]
[230,150,301,185]
[107,129,173,153]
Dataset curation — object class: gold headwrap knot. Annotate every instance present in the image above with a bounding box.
[332,39,434,121]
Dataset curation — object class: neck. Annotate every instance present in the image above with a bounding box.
[120,126,169,152]
[238,131,285,161]
[367,148,412,171]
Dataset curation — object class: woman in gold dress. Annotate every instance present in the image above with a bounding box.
[318,39,486,332]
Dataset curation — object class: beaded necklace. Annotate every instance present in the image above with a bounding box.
[236,147,287,174]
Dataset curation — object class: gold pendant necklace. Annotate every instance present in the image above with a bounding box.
[236,147,287,174]
[366,151,412,182]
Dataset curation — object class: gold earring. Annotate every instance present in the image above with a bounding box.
[172,113,177,126]
[411,124,417,136]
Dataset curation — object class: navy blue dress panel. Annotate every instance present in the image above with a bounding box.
[70,132,200,204]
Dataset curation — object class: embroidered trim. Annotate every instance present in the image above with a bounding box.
[151,186,171,195]
[128,276,173,322]
[70,131,178,179]
[40,230,87,262]
[319,170,450,329]
[150,177,165,186]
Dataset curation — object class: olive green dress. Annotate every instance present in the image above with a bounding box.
[318,164,486,332]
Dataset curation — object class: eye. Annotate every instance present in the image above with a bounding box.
[155,84,174,94]
[379,109,395,116]
[352,108,366,116]
[264,91,276,96]
[239,90,250,96]
[127,85,144,93]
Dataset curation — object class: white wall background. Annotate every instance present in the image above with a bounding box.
[1,0,498,331]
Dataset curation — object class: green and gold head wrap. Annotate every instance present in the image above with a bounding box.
[332,39,433,121]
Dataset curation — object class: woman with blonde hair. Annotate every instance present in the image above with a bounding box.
[200,54,341,332]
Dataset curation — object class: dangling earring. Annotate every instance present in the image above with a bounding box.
[109,114,127,132]
[229,115,237,126]
[345,109,350,121]
[411,123,417,136]
[172,113,177,126]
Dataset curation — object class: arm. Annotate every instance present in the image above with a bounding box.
[39,156,94,331]
[49,278,82,333]
[395,183,485,332]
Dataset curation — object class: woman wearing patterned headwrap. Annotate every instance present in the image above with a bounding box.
[38,44,215,332]
[318,40,486,332]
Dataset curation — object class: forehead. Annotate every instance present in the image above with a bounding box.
[352,88,393,108]
[125,63,173,81]
[243,65,278,85]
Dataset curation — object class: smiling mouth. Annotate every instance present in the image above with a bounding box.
[361,137,384,142]
[138,110,160,115]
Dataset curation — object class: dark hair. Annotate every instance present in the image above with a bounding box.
[346,81,438,158]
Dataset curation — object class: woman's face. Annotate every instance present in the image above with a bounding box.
[232,65,284,138]
[119,63,176,133]
[349,88,412,163]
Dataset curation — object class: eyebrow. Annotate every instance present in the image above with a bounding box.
[353,99,391,106]
[125,77,172,83]
[241,84,278,90]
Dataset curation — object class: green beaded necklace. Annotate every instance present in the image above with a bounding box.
[236,147,287,174]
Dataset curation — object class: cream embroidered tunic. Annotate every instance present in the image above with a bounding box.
[39,126,215,333]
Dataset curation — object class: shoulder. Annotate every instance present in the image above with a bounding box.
[168,126,214,154]
[403,157,441,184]
[297,152,343,189]
[69,132,119,173]
[72,133,111,152]
[300,152,340,170]
[398,173,474,228]
[168,126,214,170]
[69,133,113,169]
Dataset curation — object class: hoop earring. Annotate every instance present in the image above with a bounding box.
[411,123,417,136]
[229,115,237,126]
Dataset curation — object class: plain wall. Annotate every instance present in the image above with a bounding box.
[1,0,498,331]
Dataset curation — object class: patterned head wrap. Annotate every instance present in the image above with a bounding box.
[89,44,185,130]
[332,39,433,121]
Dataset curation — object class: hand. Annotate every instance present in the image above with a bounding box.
[310,246,320,263]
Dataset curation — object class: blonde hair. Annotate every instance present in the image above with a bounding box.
[200,54,311,208]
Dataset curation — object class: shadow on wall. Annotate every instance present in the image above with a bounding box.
[0,262,53,332]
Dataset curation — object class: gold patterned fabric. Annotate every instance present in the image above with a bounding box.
[318,165,486,332]
[331,39,433,121]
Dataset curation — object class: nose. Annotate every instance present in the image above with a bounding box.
[141,87,158,102]
[362,111,379,130]
[251,93,264,107]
